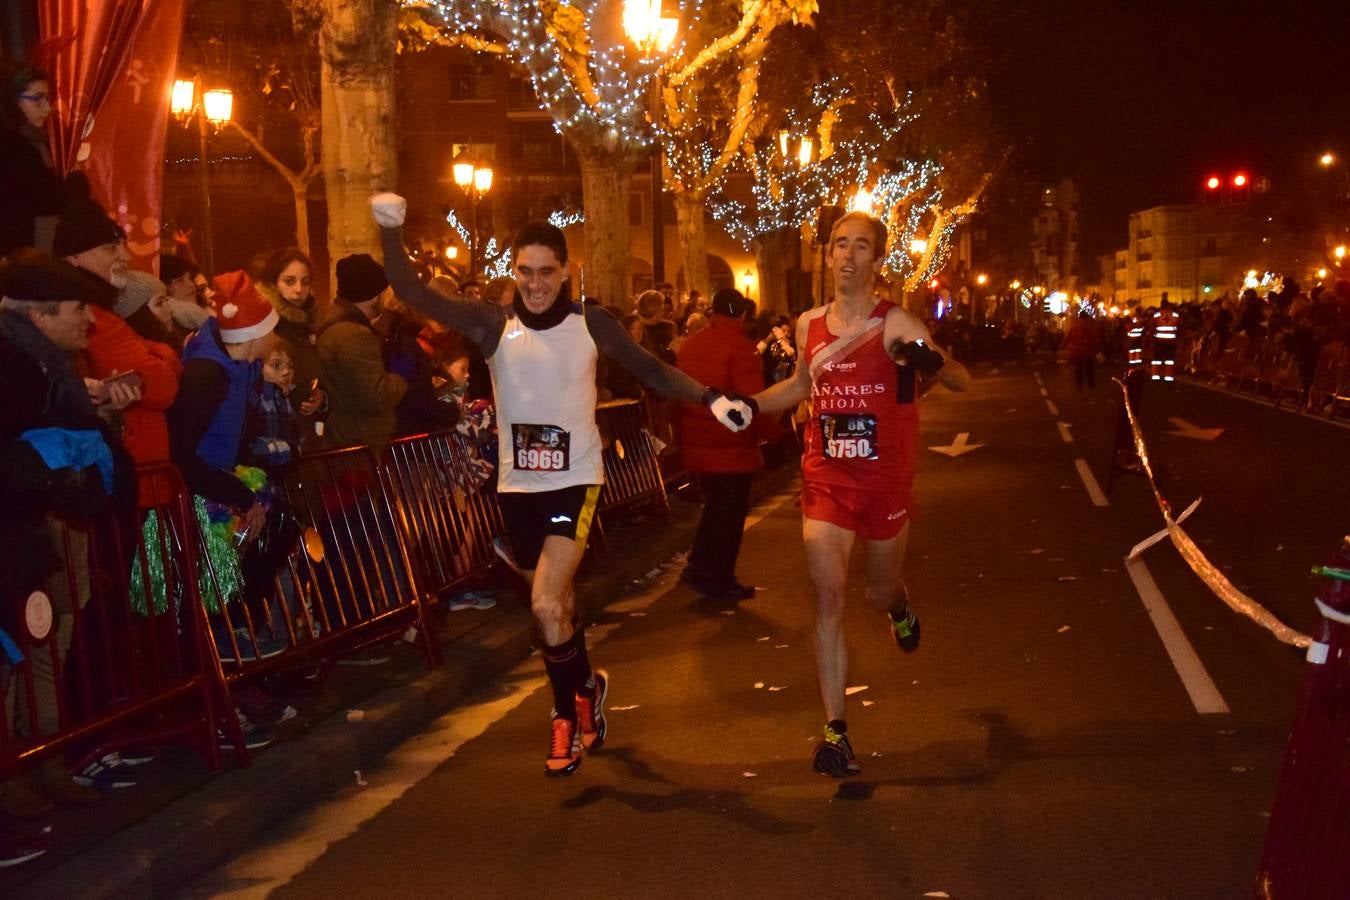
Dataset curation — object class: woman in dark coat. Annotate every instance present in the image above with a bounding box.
[0,63,64,256]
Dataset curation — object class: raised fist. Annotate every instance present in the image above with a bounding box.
[370,192,407,228]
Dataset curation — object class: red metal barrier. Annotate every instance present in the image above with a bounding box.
[595,400,671,521]
[383,430,506,598]
[209,445,443,680]
[0,465,238,779]
[1,397,684,780]
[1256,537,1350,899]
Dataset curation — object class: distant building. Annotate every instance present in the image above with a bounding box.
[1112,204,1251,307]
[1029,178,1080,294]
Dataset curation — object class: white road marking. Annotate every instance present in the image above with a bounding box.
[1039,387,1049,397]
[1074,459,1109,507]
[1045,400,1059,416]
[1056,421,1074,443]
[184,670,549,899]
[1124,558,1229,715]
[188,493,799,898]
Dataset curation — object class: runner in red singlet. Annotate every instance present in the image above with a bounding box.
[748,211,970,776]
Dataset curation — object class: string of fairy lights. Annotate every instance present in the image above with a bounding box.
[410,0,661,151]
[411,0,981,287]
[444,207,585,278]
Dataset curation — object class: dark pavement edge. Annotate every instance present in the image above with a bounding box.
[24,467,795,900]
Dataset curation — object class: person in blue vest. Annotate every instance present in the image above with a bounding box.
[371,192,753,777]
[167,271,283,750]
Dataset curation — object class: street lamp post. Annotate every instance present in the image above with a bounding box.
[453,158,494,276]
[171,77,232,275]
[622,0,678,290]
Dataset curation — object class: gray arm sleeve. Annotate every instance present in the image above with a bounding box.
[584,306,707,404]
[380,226,504,355]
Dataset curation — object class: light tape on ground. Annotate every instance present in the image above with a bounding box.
[1115,377,1312,649]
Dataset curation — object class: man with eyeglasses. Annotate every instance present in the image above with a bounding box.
[1,65,62,256]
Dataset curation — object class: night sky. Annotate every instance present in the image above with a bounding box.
[988,0,1350,259]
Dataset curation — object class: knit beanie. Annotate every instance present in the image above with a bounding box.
[113,270,164,319]
[335,253,389,303]
[211,270,278,343]
[711,287,747,318]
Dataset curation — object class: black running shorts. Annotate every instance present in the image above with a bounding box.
[497,484,601,570]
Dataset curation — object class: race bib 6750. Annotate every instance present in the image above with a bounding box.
[819,413,878,460]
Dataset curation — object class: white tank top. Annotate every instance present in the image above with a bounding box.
[489,308,603,492]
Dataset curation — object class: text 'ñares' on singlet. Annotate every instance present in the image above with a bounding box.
[800,298,919,493]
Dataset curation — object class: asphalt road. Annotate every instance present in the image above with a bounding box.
[183,359,1349,900]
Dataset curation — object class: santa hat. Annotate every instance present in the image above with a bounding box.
[211,270,278,343]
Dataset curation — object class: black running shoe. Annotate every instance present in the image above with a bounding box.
[889,603,921,653]
[575,669,608,752]
[812,723,861,777]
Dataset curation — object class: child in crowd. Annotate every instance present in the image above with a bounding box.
[243,342,302,471]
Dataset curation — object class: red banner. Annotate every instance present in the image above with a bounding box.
[38,0,186,273]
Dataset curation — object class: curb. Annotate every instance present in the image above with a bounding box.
[20,469,797,898]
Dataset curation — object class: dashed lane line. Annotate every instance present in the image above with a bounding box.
[1074,459,1109,507]
[1125,558,1230,715]
[1056,421,1074,443]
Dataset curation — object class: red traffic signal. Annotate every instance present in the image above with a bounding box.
[1231,172,1250,203]
[1203,174,1222,204]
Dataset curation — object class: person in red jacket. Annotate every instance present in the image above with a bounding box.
[1061,309,1103,389]
[676,288,780,601]
[56,191,182,504]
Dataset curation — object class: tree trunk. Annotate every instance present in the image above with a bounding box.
[290,176,312,258]
[318,0,398,274]
[674,190,711,303]
[752,226,795,315]
[579,152,634,309]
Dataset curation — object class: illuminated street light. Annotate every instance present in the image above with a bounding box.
[624,1,679,287]
[975,273,988,286]
[170,77,232,274]
[1317,267,1328,279]
[444,246,459,261]
[452,156,495,274]
[1336,245,1348,260]
[623,0,678,53]
[1321,152,1336,168]
[1010,280,1021,290]
[849,186,874,215]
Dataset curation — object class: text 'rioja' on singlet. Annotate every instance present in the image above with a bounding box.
[800,298,919,493]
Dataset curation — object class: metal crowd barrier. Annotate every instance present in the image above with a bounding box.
[0,400,682,781]
[640,395,689,488]
[211,445,443,678]
[595,400,671,522]
[383,430,505,597]
[1,465,239,780]
[1178,329,1350,420]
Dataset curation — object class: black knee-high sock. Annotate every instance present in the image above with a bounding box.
[540,626,592,721]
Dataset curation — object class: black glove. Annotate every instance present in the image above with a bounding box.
[890,339,946,376]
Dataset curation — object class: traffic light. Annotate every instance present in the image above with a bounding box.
[1203,175,1222,205]
[1230,172,1249,203]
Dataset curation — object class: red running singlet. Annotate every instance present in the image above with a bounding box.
[800,299,919,494]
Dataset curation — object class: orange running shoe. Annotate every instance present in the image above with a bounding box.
[575,669,609,752]
[545,715,581,777]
